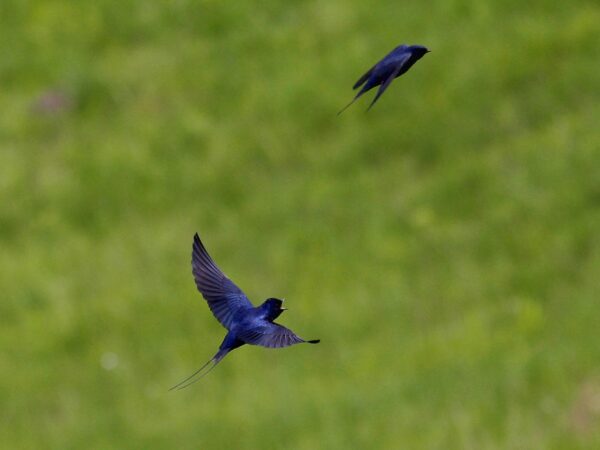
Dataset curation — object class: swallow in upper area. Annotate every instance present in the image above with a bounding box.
[170,233,319,390]
[338,44,430,114]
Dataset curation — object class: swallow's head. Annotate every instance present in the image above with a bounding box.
[262,297,287,320]
[411,45,431,58]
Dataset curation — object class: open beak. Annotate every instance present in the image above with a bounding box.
[281,298,288,311]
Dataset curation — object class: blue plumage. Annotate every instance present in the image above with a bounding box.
[338,44,430,114]
[170,234,319,389]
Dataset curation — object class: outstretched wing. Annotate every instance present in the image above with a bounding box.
[192,233,253,330]
[238,322,319,349]
[366,52,411,111]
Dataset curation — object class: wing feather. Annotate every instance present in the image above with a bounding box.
[366,52,411,111]
[238,322,318,349]
[191,233,253,330]
[353,64,376,90]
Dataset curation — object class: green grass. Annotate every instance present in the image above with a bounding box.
[1,1,599,449]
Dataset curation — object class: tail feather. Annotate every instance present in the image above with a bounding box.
[338,82,373,115]
[169,349,229,391]
[366,95,379,112]
[337,97,358,116]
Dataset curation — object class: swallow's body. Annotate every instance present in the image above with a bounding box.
[339,44,430,113]
[170,234,319,389]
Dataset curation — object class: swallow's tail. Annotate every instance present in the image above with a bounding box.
[338,82,373,115]
[169,348,229,391]
[337,97,358,116]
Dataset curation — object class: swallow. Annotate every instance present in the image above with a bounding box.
[170,234,319,390]
[338,44,430,114]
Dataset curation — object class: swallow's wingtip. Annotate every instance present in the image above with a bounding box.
[307,339,320,344]
[193,232,203,246]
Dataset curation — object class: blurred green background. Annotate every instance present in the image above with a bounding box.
[1,1,599,449]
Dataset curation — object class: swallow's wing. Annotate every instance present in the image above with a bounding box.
[238,322,320,348]
[339,63,378,115]
[354,44,408,89]
[366,52,411,111]
[352,63,377,90]
[192,233,254,330]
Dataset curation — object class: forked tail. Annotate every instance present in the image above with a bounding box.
[337,97,358,116]
[169,348,229,391]
[338,83,371,115]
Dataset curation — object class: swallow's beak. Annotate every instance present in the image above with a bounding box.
[281,298,288,311]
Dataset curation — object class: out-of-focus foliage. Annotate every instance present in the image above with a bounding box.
[1,1,599,449]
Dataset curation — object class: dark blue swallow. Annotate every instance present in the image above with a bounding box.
[338,44,430,114]
[170,234,319,390]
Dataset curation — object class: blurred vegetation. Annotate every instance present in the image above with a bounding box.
[1,1,599,449]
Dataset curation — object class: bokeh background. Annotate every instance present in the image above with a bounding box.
[1,1,599,449]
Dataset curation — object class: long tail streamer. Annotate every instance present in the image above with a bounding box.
[169,352,226,391]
